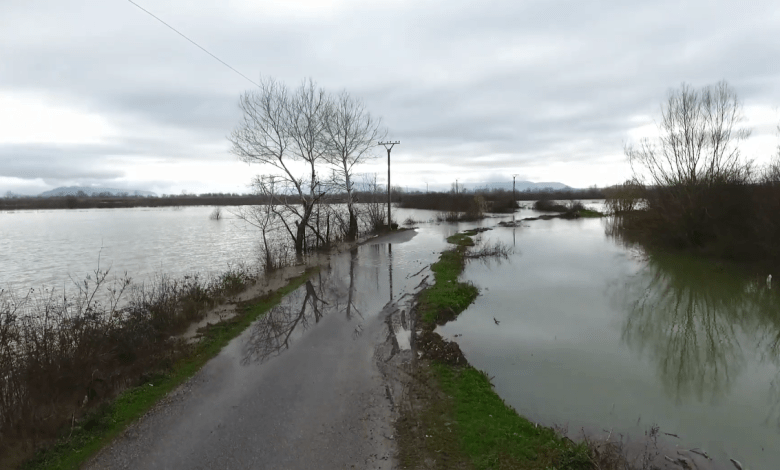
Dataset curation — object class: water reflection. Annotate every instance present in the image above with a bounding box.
[620,252,780,424]
[241,277,330,365]
[240,238,410,365]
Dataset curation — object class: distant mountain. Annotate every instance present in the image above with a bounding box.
[418,181,570,193]
[39,186,158,197]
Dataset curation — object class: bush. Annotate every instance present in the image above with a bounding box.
[0,265,255,466]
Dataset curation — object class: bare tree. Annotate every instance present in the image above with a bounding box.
[322,91,386,241]
[229,77,329,256]
[358,173,386,232]
[231,175,287,272]
[626,81,752,188]
[761,124,780,185]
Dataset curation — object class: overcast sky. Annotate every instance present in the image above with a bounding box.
[2,0,779,195]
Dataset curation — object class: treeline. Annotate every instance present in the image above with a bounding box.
[398,186,605,215]
[0,193,269,210]
[606,80,780,267]
[399,190,517,216]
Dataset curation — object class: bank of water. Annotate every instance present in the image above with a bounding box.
[439,217,780,469]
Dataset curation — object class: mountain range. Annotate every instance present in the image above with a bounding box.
[38,186,158,197]
[414,181,570,193]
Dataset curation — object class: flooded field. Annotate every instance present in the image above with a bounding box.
[3,202,777,468]
[1,206,259,290]
[439,216,780,469]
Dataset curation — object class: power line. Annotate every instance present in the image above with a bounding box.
[125,0,259,88]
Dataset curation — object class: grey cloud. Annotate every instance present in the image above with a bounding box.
[0,144,126,181]
[1,0,780,192]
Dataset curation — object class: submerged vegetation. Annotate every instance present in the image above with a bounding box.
[533,198,604,219]
[607,81,780,268]
[400,191,519,219]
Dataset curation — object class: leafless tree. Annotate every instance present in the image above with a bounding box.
[322,91,386,241]
[358,173,387,232]
[229,77,329,256]
[231,175,287,272]
[625,81,752,188]
[760,124,780,185]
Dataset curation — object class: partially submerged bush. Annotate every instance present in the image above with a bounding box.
[0,264,255,466]
[604,179,645,214]
[534,198,568,212]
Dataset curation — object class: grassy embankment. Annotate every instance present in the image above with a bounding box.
[397,229,593,470]
[19,270,314,470]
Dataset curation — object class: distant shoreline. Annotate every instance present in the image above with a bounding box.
[0,195,269,211]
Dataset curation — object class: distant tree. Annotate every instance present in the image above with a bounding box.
[625,81,752,187]
[761,124,780,185]
[229,77,330,256]
[322,90,386,241]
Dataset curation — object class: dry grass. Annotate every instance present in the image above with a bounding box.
[0,263,254,468]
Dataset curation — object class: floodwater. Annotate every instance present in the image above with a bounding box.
[1,206,258,291]
[3,202,777,468]
[237,227,444,366]
[439,216,780,470]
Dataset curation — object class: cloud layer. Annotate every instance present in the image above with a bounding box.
[1,0,779,194]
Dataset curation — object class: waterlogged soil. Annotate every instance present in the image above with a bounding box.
[85,228,450,469]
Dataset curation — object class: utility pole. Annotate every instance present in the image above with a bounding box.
[512,174,519,203]
[378,141,400,229]
[455,179,459,195]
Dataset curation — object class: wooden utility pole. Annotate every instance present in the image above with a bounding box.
[512,174,519,202]
[378,141,400,229]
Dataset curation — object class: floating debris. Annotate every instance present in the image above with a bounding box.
[730,458,744,470]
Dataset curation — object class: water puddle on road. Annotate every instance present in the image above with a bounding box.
[235,226,451,365]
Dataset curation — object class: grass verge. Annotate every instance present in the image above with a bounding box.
[398,230,593,469]
[21,270,314,470]
[417,230,480,325]
[576,208,604,218]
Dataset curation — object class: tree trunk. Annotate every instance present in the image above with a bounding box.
[347,207,358,242]
[294,203,313,257]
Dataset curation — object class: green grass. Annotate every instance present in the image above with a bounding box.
[419,230,480,325]
[446,230,479,247]
[433,364,592,470]
[401,229,594,470]
[23,270,314,470]
[576,209,604,218]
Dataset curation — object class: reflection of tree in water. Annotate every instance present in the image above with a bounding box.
[620,253,780,417]
[241,250,368,365]
[241,279,329,365]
